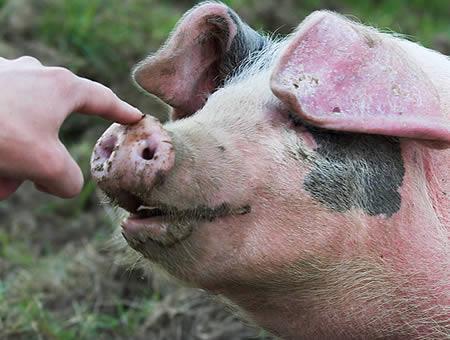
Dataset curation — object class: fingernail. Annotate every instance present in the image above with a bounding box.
[123,101,143,116]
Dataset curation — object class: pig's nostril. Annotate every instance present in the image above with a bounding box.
[98,135,118,160]
[141,146,156,160]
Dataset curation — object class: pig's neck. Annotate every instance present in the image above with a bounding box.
[223,288,388,339]
[222,258,447,339]
[220,144,449,339]
[222,245,448,339]
[421,144,450,227]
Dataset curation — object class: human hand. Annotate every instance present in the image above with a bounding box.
[0,56,143,200]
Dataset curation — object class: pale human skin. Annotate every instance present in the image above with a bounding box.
[0,56,143,200]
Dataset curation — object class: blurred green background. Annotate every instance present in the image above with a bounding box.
[0,0,448,339]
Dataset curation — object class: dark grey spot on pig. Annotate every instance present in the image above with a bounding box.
[106,160,113,172]
[214,9,268,83]
[205,15,230,51]
[93,163,104,172]
[303,128,404,217]
[332,107,341,113]
[217,145,226,152]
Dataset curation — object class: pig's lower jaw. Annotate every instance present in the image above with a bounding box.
[121,203,251,247]
[122,217,194,247]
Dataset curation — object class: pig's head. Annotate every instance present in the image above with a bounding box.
[91,3,449,338]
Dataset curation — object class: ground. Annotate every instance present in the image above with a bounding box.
[0,0,448,339]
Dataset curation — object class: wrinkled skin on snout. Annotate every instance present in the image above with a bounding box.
[91,3,450,339]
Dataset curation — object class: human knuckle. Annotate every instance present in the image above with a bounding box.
[97,84,115,100]
[92,84,116,109]
[16,55,40,65]
[48,67,72,81]
[105,87,119,105]
[46,67,76,92]
[104,86,115,96]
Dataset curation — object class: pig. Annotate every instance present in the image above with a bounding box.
[90,2,450,339]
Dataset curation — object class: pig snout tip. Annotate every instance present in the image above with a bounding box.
[90,116,175,197]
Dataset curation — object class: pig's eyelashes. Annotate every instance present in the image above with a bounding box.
[287,111,319,130]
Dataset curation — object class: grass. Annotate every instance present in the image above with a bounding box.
[2,281,159,339]
[0,0,448,339]
[338,0,450,44]
[1,223,160,339]
[35,0,181,82]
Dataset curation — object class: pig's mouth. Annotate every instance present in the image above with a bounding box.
[116,194,251,247]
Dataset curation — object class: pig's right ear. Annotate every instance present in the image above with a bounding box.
[133,3,267,120]
[271,11,450,148]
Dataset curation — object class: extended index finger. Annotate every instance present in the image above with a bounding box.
[73,77,144,124]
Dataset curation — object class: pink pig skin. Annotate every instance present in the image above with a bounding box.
[271,12,450,146]
[91,4,449,339]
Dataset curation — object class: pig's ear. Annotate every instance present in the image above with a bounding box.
[271,11,450,148]
[133,3,267,119]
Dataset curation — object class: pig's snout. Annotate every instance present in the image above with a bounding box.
[90,116,175,209]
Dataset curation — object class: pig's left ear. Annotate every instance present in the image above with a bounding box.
[133,3,267,119]
[271,12,450,148]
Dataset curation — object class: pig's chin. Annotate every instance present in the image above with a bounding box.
[121,209,195,247]
[119,200,251,248]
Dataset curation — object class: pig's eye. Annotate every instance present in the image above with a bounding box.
[287,111,306,127]
[171,108,194,121]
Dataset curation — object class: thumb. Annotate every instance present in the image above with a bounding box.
[34,143,84,198]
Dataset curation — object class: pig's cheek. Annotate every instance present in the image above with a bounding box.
[301,130,405,218]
